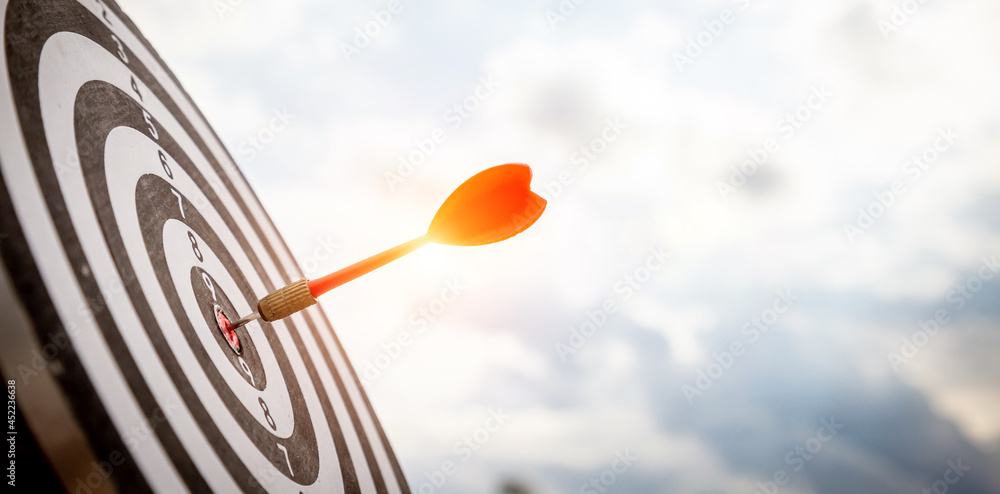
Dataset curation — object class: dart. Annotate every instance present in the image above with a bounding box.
[230,163,547,329]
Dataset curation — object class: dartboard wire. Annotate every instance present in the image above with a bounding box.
[91,3,412,492]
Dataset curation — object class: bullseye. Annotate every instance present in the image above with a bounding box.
[214,305,241,354]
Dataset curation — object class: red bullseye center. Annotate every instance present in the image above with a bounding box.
[214,306,241,354]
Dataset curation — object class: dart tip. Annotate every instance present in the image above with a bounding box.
[230,312,259,330]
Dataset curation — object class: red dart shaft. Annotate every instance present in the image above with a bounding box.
[307,235,430,298]
[236,235,431,327]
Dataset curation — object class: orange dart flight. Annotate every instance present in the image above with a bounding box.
[230,163,546,329]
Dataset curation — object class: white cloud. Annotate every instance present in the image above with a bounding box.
[114,0,1000,490]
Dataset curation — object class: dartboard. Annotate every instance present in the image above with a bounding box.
[0,1,409,492]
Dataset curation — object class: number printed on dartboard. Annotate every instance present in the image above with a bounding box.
[0,0,409,492]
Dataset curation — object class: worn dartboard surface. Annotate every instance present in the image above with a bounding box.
[0,1,408,492]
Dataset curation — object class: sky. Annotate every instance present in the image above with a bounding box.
[114,0,1000,492]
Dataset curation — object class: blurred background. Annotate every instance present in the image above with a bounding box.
[115,1,1000,492]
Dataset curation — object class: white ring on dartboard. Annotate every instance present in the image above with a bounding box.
[1,0,409,492]
[39,38,336,494]
[162,220,296,437]
[48,56,335,494]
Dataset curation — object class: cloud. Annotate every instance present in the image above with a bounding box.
[115,0,1000,491]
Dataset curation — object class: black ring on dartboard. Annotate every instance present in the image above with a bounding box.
[105,0,408,489]
[129,166,319,482]
[132,166,318,470]
[5,0,413,492]
[71,76,330,487]
[1,0,405,492]
[193,269,264,388]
